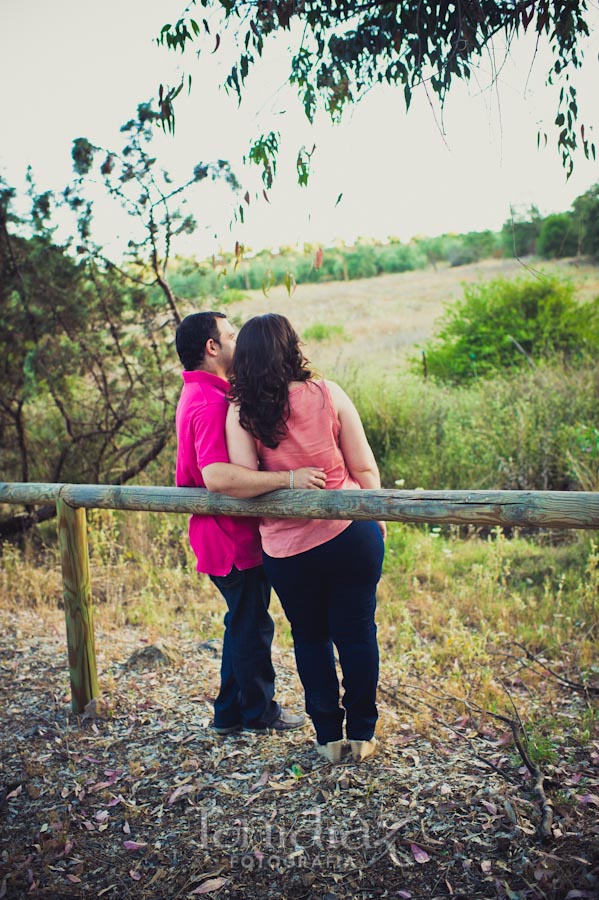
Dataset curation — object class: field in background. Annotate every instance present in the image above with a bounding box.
[220,256,599,375]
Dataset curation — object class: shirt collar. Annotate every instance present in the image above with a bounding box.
[182,370,230,393]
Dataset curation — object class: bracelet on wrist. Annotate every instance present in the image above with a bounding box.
[289,470,294,489]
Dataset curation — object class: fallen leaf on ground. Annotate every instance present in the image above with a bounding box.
[190,877,228,894]
[411,844,430,864]
[123,840,147,850]
[250,771,269,791]
[168,783,195,805]
[504,798,518,824]
[386,817,411,833]
[576,794,599,807]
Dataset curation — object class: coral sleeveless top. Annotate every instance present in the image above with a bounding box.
[256,380,359,558]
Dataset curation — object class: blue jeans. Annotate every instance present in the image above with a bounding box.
[263,521,384,745]
[209,565,280,730]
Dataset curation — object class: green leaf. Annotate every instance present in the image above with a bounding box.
[261,268,274,296]
[284,271,296,296]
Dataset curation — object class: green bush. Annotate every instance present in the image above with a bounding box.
[375,242,426,273]
[501,206,543,257]
[344,245,378,280]
[447,241,478,267]
[219,287,249,305]
[414,275,599,383]
[573,182,599,260]
[538,213,578,258]
[447,231,502,267]
[414,234,457,266]
[232,241,420,283]
[560,423,599,491]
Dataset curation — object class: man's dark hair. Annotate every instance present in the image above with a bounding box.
[175,311,227,370]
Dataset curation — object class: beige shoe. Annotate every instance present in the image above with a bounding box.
[350,737,377,762]
[316,739,345,764]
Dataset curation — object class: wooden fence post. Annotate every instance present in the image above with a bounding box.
[56,498,99,713]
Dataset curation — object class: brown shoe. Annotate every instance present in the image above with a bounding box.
[244,708,306,734]
[211,722,242,735]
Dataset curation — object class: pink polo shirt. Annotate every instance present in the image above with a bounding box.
[175,370,262,576]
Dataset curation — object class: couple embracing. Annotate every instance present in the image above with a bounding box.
[175,311,385,765]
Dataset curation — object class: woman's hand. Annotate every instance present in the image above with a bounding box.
[292,467,327,489]
[377,521,387,540]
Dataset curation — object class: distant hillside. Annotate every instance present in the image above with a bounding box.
[179,256,599,378]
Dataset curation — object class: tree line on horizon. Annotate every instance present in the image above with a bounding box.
[166,182,599,301]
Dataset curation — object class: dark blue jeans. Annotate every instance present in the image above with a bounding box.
[263,521,384,745]
[209,565,279,730]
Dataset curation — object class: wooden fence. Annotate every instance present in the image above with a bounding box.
[2,482,599,713]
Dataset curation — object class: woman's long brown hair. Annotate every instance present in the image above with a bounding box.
[229,314,313,449]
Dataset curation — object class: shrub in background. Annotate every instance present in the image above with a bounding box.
[537,213,578,259]
[169,259,222,299]
[501,206,543,257]
[446,230,502,267]
[376,241,427,273]
[561,424,599,492]
[303,323,347,342]
[573,182,599,261]
[343,244,379,280]
[344,362,599,491]
[172,239,428,296]
[414,275,599,383]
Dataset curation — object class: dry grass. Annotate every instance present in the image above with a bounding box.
[222,256,599,374]
[3,516,598,728]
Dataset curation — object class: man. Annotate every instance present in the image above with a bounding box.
[175,311,326,735]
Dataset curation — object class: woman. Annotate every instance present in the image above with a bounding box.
[226,313,385,764]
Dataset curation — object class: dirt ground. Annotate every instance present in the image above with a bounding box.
[2,605,599,900]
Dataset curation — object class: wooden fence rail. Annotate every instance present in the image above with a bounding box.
[2,482,598,712]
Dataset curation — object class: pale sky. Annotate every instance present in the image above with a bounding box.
[2,0,599,259]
